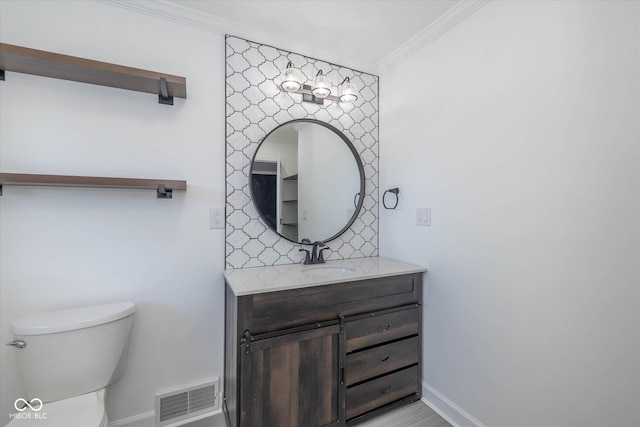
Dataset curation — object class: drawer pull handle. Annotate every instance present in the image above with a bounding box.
[379,386,391,395]
[378,355,390,364]
[378,323,391,333]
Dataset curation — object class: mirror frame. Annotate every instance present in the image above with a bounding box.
[250,119,366,244]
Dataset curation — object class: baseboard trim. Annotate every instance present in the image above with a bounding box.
[109,410,155,427]
[422,383,486,427]
[109,409,226,427]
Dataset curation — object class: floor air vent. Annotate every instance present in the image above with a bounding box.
[155,379,219,426]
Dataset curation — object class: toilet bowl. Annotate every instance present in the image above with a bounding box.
[6,389,107,427]
[5,302,135,427]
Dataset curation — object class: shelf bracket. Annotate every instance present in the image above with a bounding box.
[158,77,173,105]
[0,184,3,196]
[0,70,5,81]
[156,184,173,199]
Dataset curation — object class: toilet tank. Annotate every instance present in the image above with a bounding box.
[10,302,136,403]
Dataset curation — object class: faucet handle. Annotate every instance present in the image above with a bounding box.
[310,241,326,264]
[299,248,312,265]
[318,246,330,263]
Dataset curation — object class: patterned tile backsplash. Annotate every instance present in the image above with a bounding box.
[225,36,379,269]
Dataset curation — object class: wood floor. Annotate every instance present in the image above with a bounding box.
[186,400,451,427]
[351,401,452,427]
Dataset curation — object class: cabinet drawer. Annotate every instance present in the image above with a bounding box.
[346,307,419,352]
[345,336,419,386]
[346,365,419,420]
[247,274,421,334]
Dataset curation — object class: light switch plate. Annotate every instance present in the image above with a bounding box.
[416,208,431,226]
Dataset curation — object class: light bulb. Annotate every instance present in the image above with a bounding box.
[339,77,358,103]
[280,61,302,92]
[312,70,331,98]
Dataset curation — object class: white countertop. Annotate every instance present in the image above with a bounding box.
[224,257,427,296]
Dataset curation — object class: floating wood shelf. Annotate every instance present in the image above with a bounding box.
[0,43,186,104]
[0,173,187,199]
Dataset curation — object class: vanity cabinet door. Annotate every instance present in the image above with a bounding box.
[239,325,342,427]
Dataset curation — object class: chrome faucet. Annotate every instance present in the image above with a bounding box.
[299,239,329,265]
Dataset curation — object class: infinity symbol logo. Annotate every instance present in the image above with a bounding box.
[14,398,43,412]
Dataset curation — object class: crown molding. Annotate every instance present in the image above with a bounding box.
[97,0,377,74]
[98,0,249,35]
[377,0,490,74]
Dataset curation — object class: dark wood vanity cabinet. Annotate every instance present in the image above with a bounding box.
[241,325,342,427]
[224,272,423,427]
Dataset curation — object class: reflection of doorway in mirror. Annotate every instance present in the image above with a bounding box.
[253,129,299,241]
[251,161,278,231]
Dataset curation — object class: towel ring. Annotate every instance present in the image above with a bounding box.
[383,188,399,209]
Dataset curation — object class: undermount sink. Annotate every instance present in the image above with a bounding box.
[301,265,356,275]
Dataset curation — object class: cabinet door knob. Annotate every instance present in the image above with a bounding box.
[379,385,391,395]
[378,355,390,364]
[378,323,391,333]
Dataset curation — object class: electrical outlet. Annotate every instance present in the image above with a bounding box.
[210,208,225,229]
[416,208,431,226]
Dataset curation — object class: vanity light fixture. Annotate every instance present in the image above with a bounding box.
[280,61,303,92]
[312,70,331,98]
[339,77,358,103]
[279,61,358,105]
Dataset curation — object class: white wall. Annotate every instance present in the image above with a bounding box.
[0,1,225,425]
[380,1,640,426]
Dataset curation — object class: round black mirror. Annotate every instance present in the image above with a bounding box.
[250,119,365,243]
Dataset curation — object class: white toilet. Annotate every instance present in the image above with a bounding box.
[5,301,136,427]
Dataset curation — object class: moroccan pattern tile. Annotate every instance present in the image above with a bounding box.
[225,36,379,269]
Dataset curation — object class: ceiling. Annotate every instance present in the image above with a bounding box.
[163,0,459,71]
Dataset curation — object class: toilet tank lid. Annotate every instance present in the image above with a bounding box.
[11,302,136,336]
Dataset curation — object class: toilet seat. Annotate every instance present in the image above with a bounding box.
[6,391,107,427]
